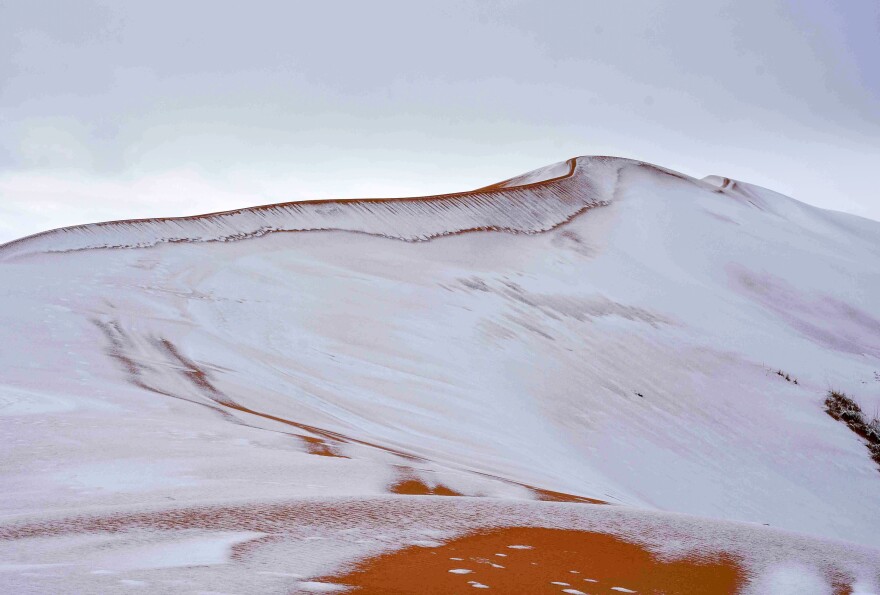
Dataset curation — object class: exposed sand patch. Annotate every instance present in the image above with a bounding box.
[389,477,463,497]
[323,526,746,594]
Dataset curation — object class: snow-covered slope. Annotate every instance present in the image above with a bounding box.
[1,156,879,593]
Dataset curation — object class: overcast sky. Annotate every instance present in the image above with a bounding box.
[1,0,878,242]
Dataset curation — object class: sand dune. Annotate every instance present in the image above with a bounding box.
[2,156,879,592]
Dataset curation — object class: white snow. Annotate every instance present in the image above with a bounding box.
[296,581,349,593]
[850,582,880,595]
[83,531,264,571]
[52,460,196,493]
[743,563,833,594]
[0,564,70,572]
[0,387,113,416]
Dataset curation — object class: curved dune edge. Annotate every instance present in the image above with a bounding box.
[0,156,709,261]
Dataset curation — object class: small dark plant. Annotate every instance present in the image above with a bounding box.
[826,390,864,426]
[825,390,880,468]
[775,369,798,384]
[869,442,880,464]
[867,416,880,443]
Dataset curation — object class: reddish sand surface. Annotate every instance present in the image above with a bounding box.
[324,526,746,594]
[389,474,464,496]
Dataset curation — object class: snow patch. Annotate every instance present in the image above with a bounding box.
[296,582,349,593]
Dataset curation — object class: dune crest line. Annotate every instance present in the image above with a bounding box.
[0,157,645,260]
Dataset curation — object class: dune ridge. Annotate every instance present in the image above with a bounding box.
[0,157,659,260]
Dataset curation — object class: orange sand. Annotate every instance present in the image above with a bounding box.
[324,526,746,594]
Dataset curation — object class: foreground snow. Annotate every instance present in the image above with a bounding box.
[1,156,879,592]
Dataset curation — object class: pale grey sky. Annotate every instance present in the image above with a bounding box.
[1,0,878,242]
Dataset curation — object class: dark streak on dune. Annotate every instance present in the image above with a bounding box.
[155,337,444,463]
[465,468,607,505]
[91,319,241,424]
[92,323,609,502]
[472,160,576,192]
[91,320,345,456]
[384,467,602,502]
[155,338,236,406]
[93,323,432,462]
[531,487,606,504]
[156,336,362,458]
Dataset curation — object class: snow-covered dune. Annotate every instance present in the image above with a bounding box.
[1,156,879,593]
[0,157,604,259]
